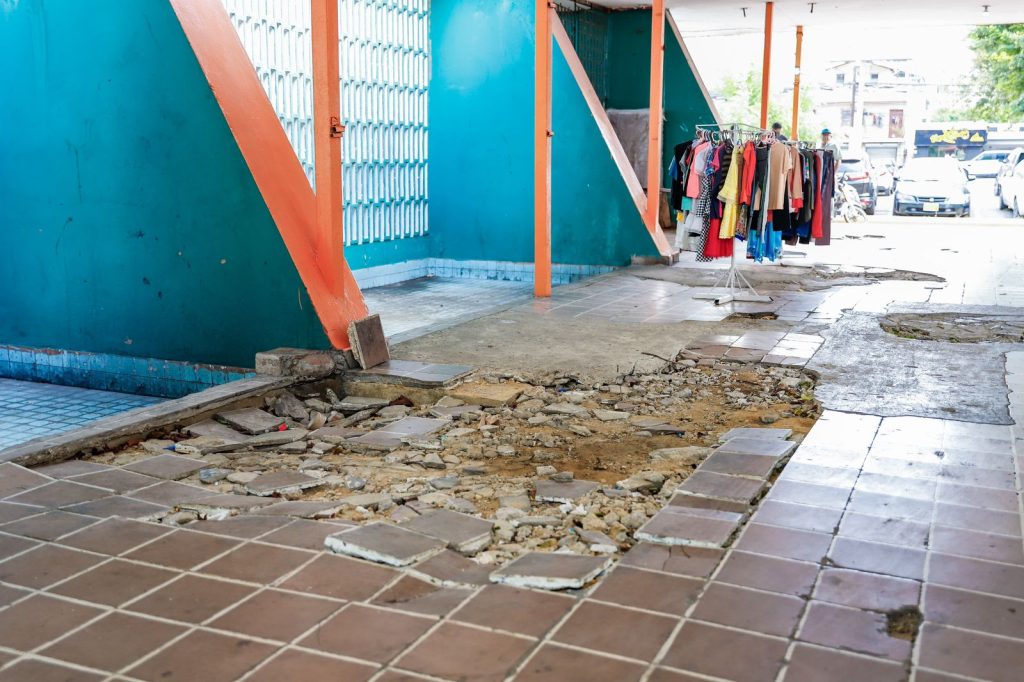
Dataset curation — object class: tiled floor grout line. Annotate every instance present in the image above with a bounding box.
[499,581,595,681]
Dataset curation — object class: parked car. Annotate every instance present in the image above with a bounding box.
[962,149,1009,179]
[837,158,878,215]
[873,161,896,195]
[996,147,1024,206]
[1001,159,1024,218]
[893,157,972,217]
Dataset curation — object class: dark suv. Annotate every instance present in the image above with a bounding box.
[838,158,878,215]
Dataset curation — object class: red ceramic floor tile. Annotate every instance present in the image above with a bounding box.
[299,604,433,663]
[71,468,160,494]
[278,554,398,601]
[766,480,851,510]
[619,543,724,579]
[837,512,930,548]
[127,629,275,682]
[454,584,575,637]
[185,515,292,539]
[846,490,933,522]
[715,551,819,597]
[7,480,109,508]
[752,500,843,534]
[0,502,43,525]
[777,463,859,488]
[660,621,788,682]
[829,537,926,580]
[514,644,646,682]
[854,472,935,501]
[691,582,805,637]
[862,455,939,480]
[0,659,104,681]
[589,566,703,615]
[397,622,536,682]
[814,567,920,612]
[198,542,313,584]
[0,543,103,589]
[930,526,1024,564]
[552,600,676,661]
[210,589,343,642]
[123,529,240,570]
[734,524,832,563]
[58,517,171,555]
[918,622,1024,682]
[40,612,186,673]
[928,552,1024,600]
[940,464,1016,490]
[126,574,257,624]
[244,649,377,682]
[798,601,911,661]
[0,532,39,562]
[48,558,178,606]
[258,519,354,550]
[924,584,1024,640]
[0,511,98,541]
[371,575,473,617]
[0,594,103,651]
[782,643,907,682]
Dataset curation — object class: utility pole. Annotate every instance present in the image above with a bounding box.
[848,64,861,153]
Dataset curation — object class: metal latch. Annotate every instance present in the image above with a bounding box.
[330,117,345,138]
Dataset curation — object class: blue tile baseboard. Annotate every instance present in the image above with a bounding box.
[353,258,617,289]
[0,345,255,399]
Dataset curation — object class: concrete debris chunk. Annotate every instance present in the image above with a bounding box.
[649,446,711,464]
[124,454,205,481]
[451,381,529,407]
[593,409,630,422]
[541,403,590,417]
[216,407,286,435]
[335,396,390,414]
[183,419,247,442]
[309,425,364,444]
[244,470,324,496]
[402,509,494,555]
[635,506,742,548]
[431,405,482,419]
[434,396,465,408]
[257,500,346,518]
[410,549,492,588]
[716,436,797,458]
[198,468,231,484]
[535,479,599,503]
[574,528,618,553]
[247,428,309,448]
[324,522,444,566]
[490,552,610,590]
[498,493,532,511]
[272,392,309,421]
[337,492,393,510]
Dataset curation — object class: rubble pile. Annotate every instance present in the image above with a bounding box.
[88,359,820,571]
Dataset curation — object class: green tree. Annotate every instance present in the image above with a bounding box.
[966,24,1024,121]
[715,64,820,141]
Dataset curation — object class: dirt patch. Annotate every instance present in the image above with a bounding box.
[886,606,923,641]
[729,312,779,321]
[882,313,1024,343]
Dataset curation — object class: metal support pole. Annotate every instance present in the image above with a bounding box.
[312,0,343,291]
[759,1,773,129]
[645,0,666,232]
[791,25,803,140]
[534,1,553,298]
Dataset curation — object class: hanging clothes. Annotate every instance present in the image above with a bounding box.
[717,145,742,239]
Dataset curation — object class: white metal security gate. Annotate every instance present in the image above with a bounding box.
[220,0,429,246]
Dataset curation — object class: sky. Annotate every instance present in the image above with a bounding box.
[683,22,975,93]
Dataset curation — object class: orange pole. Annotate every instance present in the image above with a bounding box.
[645,0,665,232]
[760,1,773,129]
[534,1,553,298]
[792,25,803,139]
[312,0,343,291]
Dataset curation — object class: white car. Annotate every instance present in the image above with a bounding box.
[1001,159,1024,218]
[963,150,1010,179]
[996,147,1024,203]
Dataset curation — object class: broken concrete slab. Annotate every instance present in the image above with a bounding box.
[430,405,483,419]
[574,528,618,553]
[451,381,529,407]
[593,410,630,422]
[349,314,390,369]
[178,494,276,520]
[244,471,324,496]
[183,419,247,442]
[534,479,599,503]
[337,493,393,510]
[677,470,767,505]
[255,347,337,378]
[335,396,390,414]
[649,446,711,465]
[308,425,364,444]
[719,427,793,442]
[542,404,591,418]
[716,436,797,459]
[123,454,205,481]
[700,452,780,479]
[271,392,309,421]
[256,500,347,518]
[324,522,445,567]
[490,552,610,590]
[216,408,285,435]
[246,428,309,448]
[401,509,494,555]
[668,492,750,515]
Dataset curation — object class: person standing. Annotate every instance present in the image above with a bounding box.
[819,128,842,164]
[772,122,788,141]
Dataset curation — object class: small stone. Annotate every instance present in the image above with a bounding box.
[141,439,175,455]
[568,425,591,437]
[345,476,367,491]
[306,411,328,430]
[593,409,629,422]
[421,453,447,469]
[226,471,259,484]
[435,396,465,408]
[272,393,310,421]
[462,465,487,476]
[542,403,590,417]
[384,450,413,464]
[304,398,332,413]
[198,468,231,484]
[430,476,460,490]
[278,440,308,454]
[162,511,198,526]
[496,445,517,457]
[575,528,618,553]
[378,405,412,419]
[298,458,331,471]
[338,492,393,509]
[442,454,462,465]
[550,471,574,483]
[517,515,561,527]
[536,465,557,476]
[499,493,532,511]
[527,415,550,426]
[444,427,476,439]
[649,446,711,464]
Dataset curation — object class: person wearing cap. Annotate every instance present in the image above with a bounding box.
[771,122,788,141]
[819,128,842,164]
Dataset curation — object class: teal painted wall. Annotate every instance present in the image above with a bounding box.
[428,0,656,267]
[606,10,715,188]
[0,0,330,369]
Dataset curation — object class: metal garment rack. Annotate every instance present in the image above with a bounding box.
[691,123,774,305]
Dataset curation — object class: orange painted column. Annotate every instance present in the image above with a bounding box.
[645,0,665,234]
[534,1,553,298]
[312,0,344,291]
[792,25,803,139]
[170,0,368,349]
[760,1,773,129]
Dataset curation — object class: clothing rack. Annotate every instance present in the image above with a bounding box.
[691,123,774,305]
